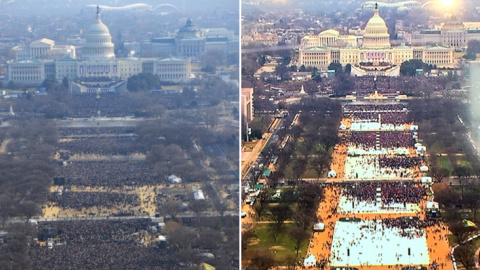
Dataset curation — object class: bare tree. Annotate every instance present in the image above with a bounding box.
[292,209,317,231]
[249,248,276,270]
[190,200,210,217]
[253,191,270,221]
[270,204,292,226]
[161,199,182,220]
[242,229,256,251]
[16,201,41,223]
[291,227,309,257]
[455,243,476,270]
[213,198,227,217]
[167,227,198,249]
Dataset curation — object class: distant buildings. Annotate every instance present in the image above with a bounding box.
[411,19,480,48]
[299,4,456,76]
[139,19,239,58]
[242,32,279,46]
[7,7,192,87]
[12,38,76,60]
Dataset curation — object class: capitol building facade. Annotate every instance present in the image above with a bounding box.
[7,7,191,89]
[299,4,456,76]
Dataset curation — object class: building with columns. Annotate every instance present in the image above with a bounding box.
[299,4,455,76]
[140,19,238,58]
[12,38,76,60]
[7,6,191,87]
[411,19,480,48]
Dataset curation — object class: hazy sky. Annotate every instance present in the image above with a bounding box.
[0,0,239,16]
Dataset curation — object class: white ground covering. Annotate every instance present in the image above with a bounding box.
[343,156,414,180]
[337,196,420,214]
[350,122,405,131]
[346,146,410,156]
[330,220,429,267]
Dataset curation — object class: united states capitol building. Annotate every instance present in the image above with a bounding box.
[7,7,192,91]
[299,4,456,76]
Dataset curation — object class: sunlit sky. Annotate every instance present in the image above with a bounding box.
[439,0,454,7]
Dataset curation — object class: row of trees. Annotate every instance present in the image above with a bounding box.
[126,73,160,92]
[409,98,480,179]
[282,98,342,180]
[433,182,480,269]
[243,183,324,268]
[0,117,58,269]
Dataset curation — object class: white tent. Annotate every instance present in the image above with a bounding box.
[313,222,325,232]
[168,175,182,184]
[426,201,439,209]
[421,177,432,183]
[328,169,337,178]
[410,125,419,131]
[420,166,429,172]
[339,123,347,130]
[304,254,316,267]
[416,146,426,155]
[200,253,215,259]
[194,190,205,200]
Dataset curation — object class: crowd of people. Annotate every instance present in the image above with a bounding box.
[28,219,181,269]
[343,103,407,113]
[382,217,438,238]
[321,99,452,268]
[345,111,408,124]
[57,137,146,156]
[57,160,158,187]
[380,132,414,148]
[379,156,422,170]
[70,93,144,118]
[344,156,416,180]
[344,131,414,149]
[350,76,447,95]
[58,127,136,137]
[345,132,376,148]
[345,131,414,149]
[47,192,140,211]
[342,182,426,204]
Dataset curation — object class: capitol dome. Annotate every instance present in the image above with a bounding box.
[88,18,110,35]
[362,3,391,49]
[366,10,388,28]
[82,6,115,60]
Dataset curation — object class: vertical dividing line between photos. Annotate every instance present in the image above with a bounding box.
[238,0,243,268]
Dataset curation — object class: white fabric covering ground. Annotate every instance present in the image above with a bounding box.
[343,156,414,180]
[337,196,420,214]
[329,220,429,267]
